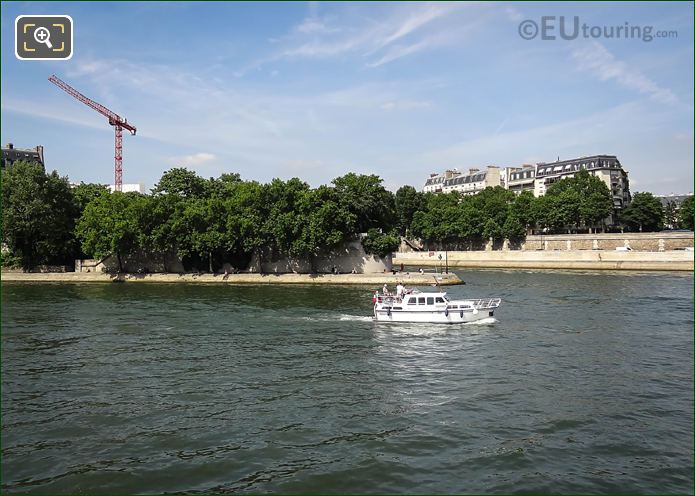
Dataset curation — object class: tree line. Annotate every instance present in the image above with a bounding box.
[2,161,693,270]
[2,162,401,271]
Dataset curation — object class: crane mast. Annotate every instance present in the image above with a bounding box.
[48,74,136,191]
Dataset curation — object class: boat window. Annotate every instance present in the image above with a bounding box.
[407,297,416,305]
[418,297,426,305]
[427,297,434,305]
[435,297,445,303]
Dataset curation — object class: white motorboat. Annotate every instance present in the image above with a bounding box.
[373,288,501,324]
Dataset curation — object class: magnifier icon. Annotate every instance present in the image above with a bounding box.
[33,27,53,49]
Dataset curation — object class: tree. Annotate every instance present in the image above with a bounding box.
[394,185,424,236]
[482,218,504,242]
[620,192,664,232]
[260,178,311,259]
[75,192,148,271]
[2,161,77,268]
[663,201,679,230]
[152,167,208,198]
[677,196,694,230]
[332,173,395,233]
[510,191,536,234]
[361,229,400,258]
[545,169,613,232]
[471,187,515,228]
[72,182,109,214]
[502,213,526,241]
[294,185,356,257]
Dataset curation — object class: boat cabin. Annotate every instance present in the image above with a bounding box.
[402,293,448,306]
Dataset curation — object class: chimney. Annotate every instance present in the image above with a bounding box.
[469,168,479,175]
[36,145,45,165]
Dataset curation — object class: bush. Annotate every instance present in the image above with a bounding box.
[361,229,400,258]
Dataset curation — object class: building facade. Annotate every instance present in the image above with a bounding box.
[442,166,501,195]
[423,169,461,193]
[1,143,45,170]
[422,155,631,225]
[534,155,630,210]
[423,166,501,195]
[504,164,536,195]
[108,183,146,194]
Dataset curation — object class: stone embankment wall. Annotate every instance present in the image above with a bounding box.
[2,271,462,286]
[75,239,392,275]
[3,265,72,273]
[249,239,390,274]
[394,250,693,271]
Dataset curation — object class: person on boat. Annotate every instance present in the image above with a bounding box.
[396,283,404,299]
[382,283,389,295]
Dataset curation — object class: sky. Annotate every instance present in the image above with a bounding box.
[1,1,693,194]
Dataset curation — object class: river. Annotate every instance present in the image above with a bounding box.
[2,270,693,493]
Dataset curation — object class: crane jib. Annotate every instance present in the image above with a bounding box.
[48,74,137,191]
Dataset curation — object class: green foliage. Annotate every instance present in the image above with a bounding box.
[361,229,400,258]
[545,169,613,231]
[9,161,678,273]
[332,173,395,233]
[663,201,679,229]
[394,185,425,236]
[677,196,694,230]
[152,167,208,197]
[510,191,536,232]
[75,192,149,271]
[72,182,109,214]
[620,192,664,232]
[502,213,526,240]
[411,187,521,245]
[1,161,78,269]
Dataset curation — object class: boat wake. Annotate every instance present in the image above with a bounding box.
[338,314,374,322]
[296,315,497,325]
[463,317,497,325]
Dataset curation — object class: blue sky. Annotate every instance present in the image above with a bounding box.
[2,1,693,194]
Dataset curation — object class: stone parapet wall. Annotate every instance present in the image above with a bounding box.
[521,232,693,252]
[394,250,693,271]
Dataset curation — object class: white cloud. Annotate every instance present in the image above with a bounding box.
[2,98,107,132]
[251,2,472,70]
[571,41,678,105]
[295,18,339,35]
[169,152,216,166]
[376,4,459,48]
[380,100,432,111]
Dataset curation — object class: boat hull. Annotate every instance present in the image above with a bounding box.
[373,307,496,324]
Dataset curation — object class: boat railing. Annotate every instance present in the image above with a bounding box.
[470,298,502,309]
[375,295,401,305]
[375,289,421,305]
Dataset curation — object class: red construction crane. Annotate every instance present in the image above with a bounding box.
[48,74,136,192]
